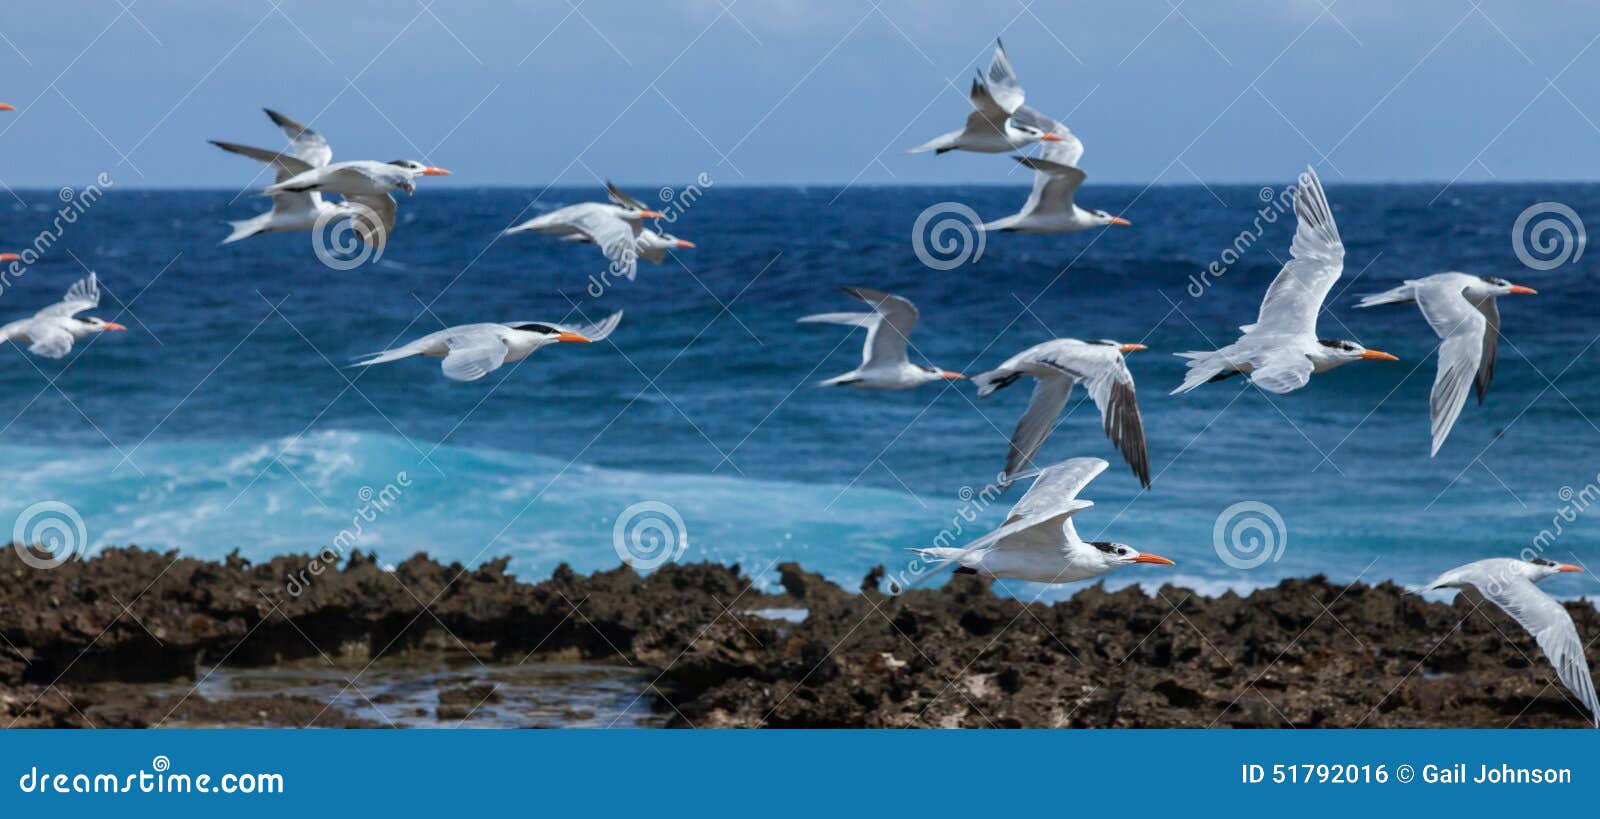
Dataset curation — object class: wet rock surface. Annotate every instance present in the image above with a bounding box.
[1,547,1595,728]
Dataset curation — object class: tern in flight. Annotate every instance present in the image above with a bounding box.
[908,39,1067,155]
[261,153,450,251]
[503,183,666,280]
[210,108,354,244]
[912,457,1173,584]
[981,122,1130,233]
[351,311,621,383]
[1172,167,1397,395]
[0,273,125,359]
[974,338,1150,488]
[1356,272,1536,456]
[1418,558,1597,727]
[798,286,964,389]
[559,226,694,267]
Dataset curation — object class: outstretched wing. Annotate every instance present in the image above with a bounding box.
[841,286,918,369]
[983,39,1025,114]
[548,310,623,345]
[264,108,333,168]
[1004,375,1073,481]
[569,208,642,280]
[346,193,397,253]
[1413,280,1488,456]
[209,139,316,183]
[1472,295,1500,404]
[439,328,511,382]
[1248,348,1316,394]
[963,78,1012,137]
[1079,352,1150,489]
[1243,167,1344,337]
[25,323,75,359]
[35,273,100,319]
[604,181,648,211]
[1473,575,1600,727]
[1005,457,1107,525]
[1013,156,1086,217]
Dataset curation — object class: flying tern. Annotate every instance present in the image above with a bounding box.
[210,108,354,244]
[351,311,621,383]
[798,286,964,389]
[981,122,1129,233]
[1357,272,1536,456]
[908,39,1067,155]
[503,183,666,280]
[1418,557,1597,728]
[260,154,450,251]
[913,457,1174,584]
[0,273,125,359]
[975,338,1150,488]
[1173,167,1397,395]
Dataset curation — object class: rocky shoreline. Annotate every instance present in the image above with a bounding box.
[1,546,1595,728]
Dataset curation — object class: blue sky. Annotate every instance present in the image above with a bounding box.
[2,0,1599,187]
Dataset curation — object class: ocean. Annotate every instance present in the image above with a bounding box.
[2,181,1596,603]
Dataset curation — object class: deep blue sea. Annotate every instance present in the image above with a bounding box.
[2,182,1596,602]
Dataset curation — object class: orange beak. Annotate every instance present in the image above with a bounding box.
[675,239,695,249]
[1108,216,1132,227]
[1039,133,1064,142]
[1119,343,1147,354]
[940,370,965,380]
[1509,285,1537,295]
[556,331,592,343]
[639,210,665,219]
[0,103,14,112]
[1131,553,1175,566]
[1359,349,1399,361]
[1558,564,1584,573]
[103,322,127,332]
[420,167,451,176]
[0,253,20,263]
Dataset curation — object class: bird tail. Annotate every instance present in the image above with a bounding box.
[906,130,960,155]
[812,372,859,388]
[971,368,1021,398]
[220,213,272,245]
[1171,350,1229,395]
[979,214,1020,232]
[347,344,421,370]
[1355,284,1416,309]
